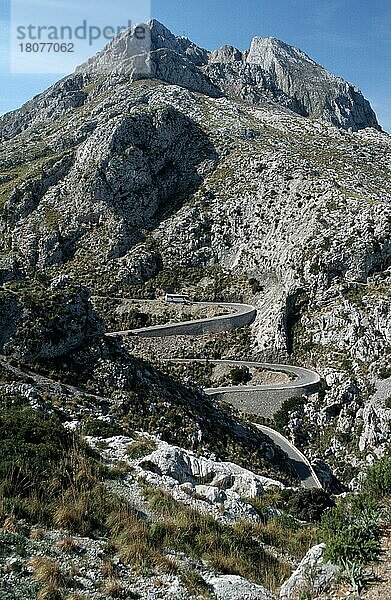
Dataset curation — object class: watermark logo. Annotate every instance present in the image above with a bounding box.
[10,0,152,74]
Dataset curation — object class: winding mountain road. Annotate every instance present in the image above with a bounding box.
[106,301,257,338]
[0,293,321,489]
[107,300,322,489]
[161,358,320,393]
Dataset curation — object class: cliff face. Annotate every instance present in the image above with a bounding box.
[0,20,390,478]
[244,36,380,130]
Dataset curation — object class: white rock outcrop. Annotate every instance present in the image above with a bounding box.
[206,574,276,600]
[279,544,339,599]
[141,441,284,496]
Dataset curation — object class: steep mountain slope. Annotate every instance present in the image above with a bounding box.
[0,22,390,478]
[0,18,390,600]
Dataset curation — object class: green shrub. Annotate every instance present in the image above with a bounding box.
[82,418,123,438]
[363,457,391,499]
[229,366,251,385]
[126,438,157,459]
[125,309,151,329]
[0,407,72,494]
[287,489,335,523]
[0,406,105,531]
[379,366,391,379]
[318,497,380,565]
[249,278,263,294]
[317,378,331,402]
[273,396,305,433]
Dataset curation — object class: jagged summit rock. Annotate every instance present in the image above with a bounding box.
[0,19,380,137]
[245,36,380,130]
[77,19,210,76]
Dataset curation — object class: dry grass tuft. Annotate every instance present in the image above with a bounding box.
[54,503,86,533]
[30,528,46,540]
[57,536,79,554]
[100,559,117,578]
[3,515,19,532]
[100,578,123,597]
[29,557,65,588]
[155,554,179,575]
[36,583,64,600]
[180,570,213,599]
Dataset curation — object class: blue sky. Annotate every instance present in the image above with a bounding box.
[0,0,390,131]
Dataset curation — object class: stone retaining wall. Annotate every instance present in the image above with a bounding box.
[207,383,319,418]
[130,306,257,338]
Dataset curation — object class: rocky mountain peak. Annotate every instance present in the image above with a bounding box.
[247,36,318,66]
[77,19,209,76]
[148,19,209,65]
[209,45,244,64]
[0,19,380,136]
[242,35,380,130]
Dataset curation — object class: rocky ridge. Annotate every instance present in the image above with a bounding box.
[0,20,380,141]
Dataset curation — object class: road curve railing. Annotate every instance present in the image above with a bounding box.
[106,301,257,338]
[161,358,320,393]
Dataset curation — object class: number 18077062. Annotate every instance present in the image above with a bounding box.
[19,42,74,52]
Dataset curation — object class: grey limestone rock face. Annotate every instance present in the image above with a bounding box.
[78,19,209,76]
[5,102,217,285]
[0,73,90,141]
[279,544,340,599]
[209,45,244,63]
[359,378,391,456]
[245,36,380,131]
[204,61,300,112]
[140,441,284,496]
[205,574,276,600]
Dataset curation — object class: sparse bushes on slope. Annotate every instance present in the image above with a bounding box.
[126,437,157,459]
[141,485,291,590]
[1,280,103,361]
[318,495,380,565]
[126,264,255,303]
[318,457,391,566]
[229,365,251,385]
[0,405,106,531]
[273,396,305,434]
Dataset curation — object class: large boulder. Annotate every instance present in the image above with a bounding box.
[280,544,340,599]
[206,574,276,600]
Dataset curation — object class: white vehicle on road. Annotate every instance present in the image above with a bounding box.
[165,293,191,304]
